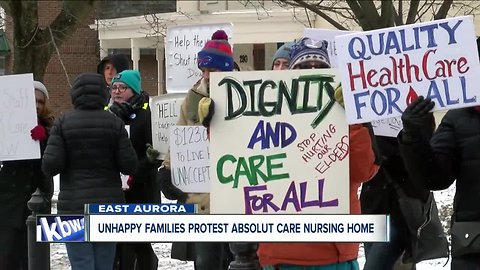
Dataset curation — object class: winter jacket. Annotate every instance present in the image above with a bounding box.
[258,124,379,267]
[399,107,480,222]
[361,136,429,216]
[163,78,210,213]
[42,73,137,214]
[119,92,159,203]
[0,116,54,228]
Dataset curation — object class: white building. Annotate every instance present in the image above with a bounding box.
[91,0,337,94]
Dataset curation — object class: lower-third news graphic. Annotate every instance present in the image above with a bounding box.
[36,215,85,242]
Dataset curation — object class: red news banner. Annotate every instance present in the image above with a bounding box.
[335,15,480,124]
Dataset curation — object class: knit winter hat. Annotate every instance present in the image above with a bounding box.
[273,42,294,63]
[111,70,142,95]
[34,81,49,99]
[289,37,331,69]
[197,30,234,72]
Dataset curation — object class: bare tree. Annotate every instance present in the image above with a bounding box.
[0,0,96,81]
[239,0,480,31]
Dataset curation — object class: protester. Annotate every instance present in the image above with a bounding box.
[158,29,235,270]
[108,69,159,270]
[272,41,294,70]
[257,37,379,270]
[97,54,130,87]
[41,73,137,270]
[398,38,480,270]
[361,136,430,270]
[0,80,54,269]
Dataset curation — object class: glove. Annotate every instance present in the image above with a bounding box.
[334,84,344,108]
[401,96,435,143]
[146,143,160,163]
[31,125,47,141]
[157,167,187,201]
[109,101,134,122]
[127,176,134,188]
[198,97,215,127]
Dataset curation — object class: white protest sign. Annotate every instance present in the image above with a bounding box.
[165,23,233,93]
[335,16,480,124]
[371,117,403,137]
[303,28,354,67]
[209,69,349,214]
[0,73,40,161]
[169,125,210,193]
[150,93,186,159]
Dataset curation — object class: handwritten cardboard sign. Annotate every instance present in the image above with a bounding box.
[335,16,480,124]
[209,69,349,214]
[0,73,40,161]
[150,93,186,159]
[303,28,354,68]
[371,117,403,137]
[165,23,233,93]
[169,125,210,193]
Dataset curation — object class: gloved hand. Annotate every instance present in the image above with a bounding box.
[31,125,47,141]
[401,96,435,143]
[198,97,215,127]
[157,166,187,201]
[334,84,344,108]
[109,101,134,122]
[127,176,134,188]
[146,143,160,164]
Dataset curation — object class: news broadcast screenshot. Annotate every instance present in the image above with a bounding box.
[6,9,476,270]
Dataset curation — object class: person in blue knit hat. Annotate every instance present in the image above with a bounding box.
[272,41,294,70]
[289,37,331,69]
[109,70,160,270]
[156,29,235,270]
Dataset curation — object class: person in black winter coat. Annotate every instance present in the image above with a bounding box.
[398,38,480,270]
[42,73,137,270]
[0,80,54,269]
[109,70,159,270]
[361,136,429,270]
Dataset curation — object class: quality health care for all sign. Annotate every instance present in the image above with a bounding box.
[335,16,480,124]
[209,69,349,214]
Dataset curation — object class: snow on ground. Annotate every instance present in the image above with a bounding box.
[50,177,455,269]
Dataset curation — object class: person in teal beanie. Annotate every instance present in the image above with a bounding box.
[109,69,160,270]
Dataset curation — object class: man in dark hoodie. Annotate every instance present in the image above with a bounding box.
[42,73,138,270]
[97,54,130,87]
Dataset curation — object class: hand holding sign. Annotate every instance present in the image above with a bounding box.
[401,96,435,142]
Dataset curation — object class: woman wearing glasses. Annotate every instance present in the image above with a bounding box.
[108,70,159,270]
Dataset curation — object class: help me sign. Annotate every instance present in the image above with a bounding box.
[335,16,480,124]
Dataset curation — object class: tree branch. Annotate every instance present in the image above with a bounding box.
[380,0,395,28]
[406,0,420,24]
[288,0,348,30]
[48,0,96,47]
[0,0,13,16]
[434,0,453,20]
[346,0,373,30]
[358,0,381,28]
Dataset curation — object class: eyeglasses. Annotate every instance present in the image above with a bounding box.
[111,85,129,93]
